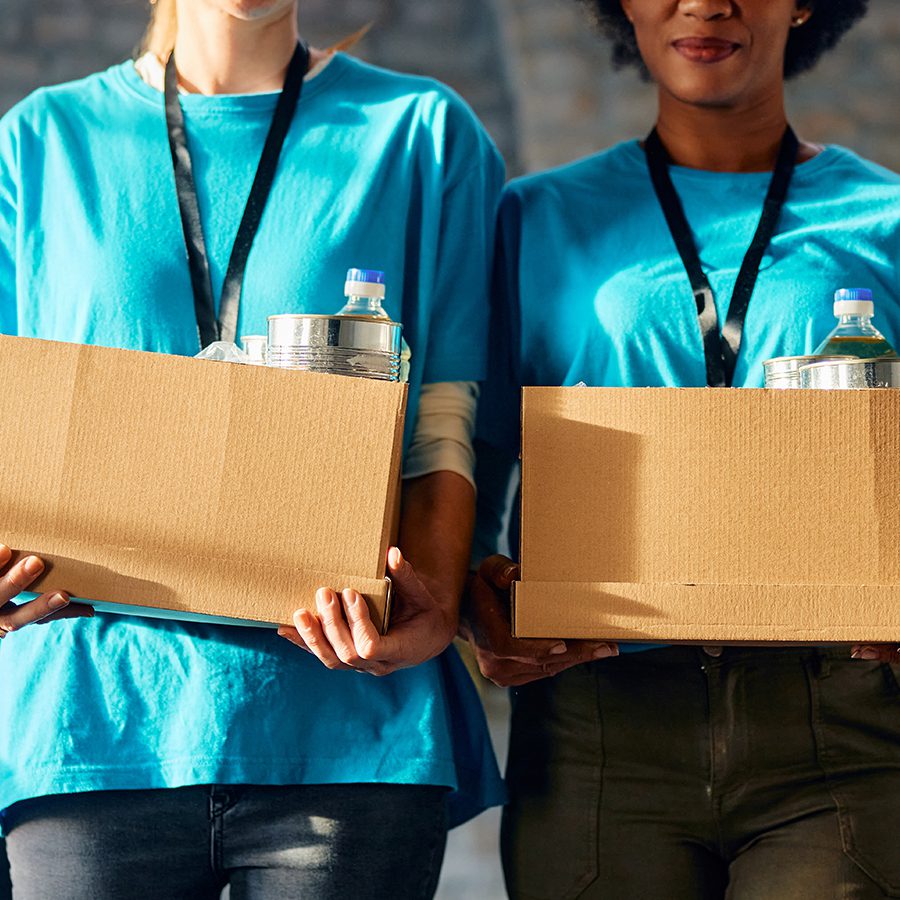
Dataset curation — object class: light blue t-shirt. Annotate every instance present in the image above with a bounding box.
[0,54,505,829]
[475,140,900,651]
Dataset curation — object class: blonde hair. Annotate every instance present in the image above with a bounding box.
[140,0,371,60]
[143,0,178,59]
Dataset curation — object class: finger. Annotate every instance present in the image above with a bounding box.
[469,575,570,660]
[477,554,520,592]
[851,644,900,664]
[341,590,385,663]
[476,599,573,661]
[0,555,45,605]
[277,626,311,652]
[479,658,568,688]
[0,591,69,633]
[293,607,351,670]
[0,544,11,569]
[386,547,425,595]
[316,588,362,666]
[36,602,94,624]
[480,650,615,688]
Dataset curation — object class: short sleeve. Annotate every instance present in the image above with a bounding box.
[421,102,505,384]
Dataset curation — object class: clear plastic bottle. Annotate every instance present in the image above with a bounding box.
[813,288,898,359]
[337,268,411,382]
[240,334,267,365]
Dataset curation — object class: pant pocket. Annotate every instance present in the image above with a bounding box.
[808,655,900,897]
[501,665,602,900]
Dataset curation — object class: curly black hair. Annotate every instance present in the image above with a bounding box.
[580,0,869,80]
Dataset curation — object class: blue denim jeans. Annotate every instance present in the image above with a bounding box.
[5,783,448,899]
[502,646,900,900]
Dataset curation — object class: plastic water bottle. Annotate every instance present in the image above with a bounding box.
[814,288,898,359]
[337,268,411,382]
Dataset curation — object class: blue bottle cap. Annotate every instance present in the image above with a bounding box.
[834,288,873,302]
[346,268,385,285]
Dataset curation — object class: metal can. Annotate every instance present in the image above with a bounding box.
[266,314,403,382]
[763,355,855,389]
[799,357,900,389]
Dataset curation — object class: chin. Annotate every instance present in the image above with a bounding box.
[670,89,744,110]
[661,71,750,110]
[220,0,295,20]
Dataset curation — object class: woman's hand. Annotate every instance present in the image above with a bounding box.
[459,554,618,687]
[851,644,900,664]
[0,543,93,638]
[278,547,456,676]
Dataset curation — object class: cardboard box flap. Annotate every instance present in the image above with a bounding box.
[5,537,393,631]
[520,387,900,586]
[513,581,900,643]
[0,336,406,629]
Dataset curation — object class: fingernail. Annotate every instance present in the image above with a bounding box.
[503,565,518,581]
[850,650,862,659]
[295,611,311,629]
[0,544,10,560]
[315,588,332,608]
[593,644,618,659]
[23,556,43,576]
[48,592,68,610]
[548,642,567,655]
[388,548,402,568]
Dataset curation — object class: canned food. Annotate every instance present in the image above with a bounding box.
[799,357,900,389]
[267,314,403,382]
[763,355,855,389]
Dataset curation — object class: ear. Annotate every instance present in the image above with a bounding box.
[791,3,813,27]
[620,0,635,25]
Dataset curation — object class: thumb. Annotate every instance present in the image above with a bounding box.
[478,554,520,592]
[387,547,420,591]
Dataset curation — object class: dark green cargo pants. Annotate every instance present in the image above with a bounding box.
[502,646,900,900]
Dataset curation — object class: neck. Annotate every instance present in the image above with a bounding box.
[654,90,791,173]
[172,2,299,95]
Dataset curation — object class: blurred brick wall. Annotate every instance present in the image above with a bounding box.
[0,0,898,173]
[496,0,900,174]
[0,0,520,170]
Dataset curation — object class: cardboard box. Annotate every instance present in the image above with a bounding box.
[0,336,406,632]
[513,387,900,644]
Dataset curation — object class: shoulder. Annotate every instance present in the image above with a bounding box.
[500,140,645,218]
[335,54,478,123]
[806,145,900,190]
[332,54,501,178]
[0,63,135,145]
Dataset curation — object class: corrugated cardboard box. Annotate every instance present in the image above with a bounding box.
[514,387,900,644]
[0,335,406,632]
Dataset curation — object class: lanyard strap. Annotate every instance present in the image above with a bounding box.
[644,126,799,387]
[165,42,310,347]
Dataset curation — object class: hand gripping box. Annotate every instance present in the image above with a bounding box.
[0,336,406,632]
[513,387,900,644]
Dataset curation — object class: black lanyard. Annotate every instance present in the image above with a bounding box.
[644,126,799,387]
[165,42,310,348]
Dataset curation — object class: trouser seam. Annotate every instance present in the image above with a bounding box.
[208,786,224,876]
[414,790,447,900]
[701,649,727,859]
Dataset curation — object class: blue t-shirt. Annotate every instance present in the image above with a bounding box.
[474,139,900,650]
[0,55,505,829]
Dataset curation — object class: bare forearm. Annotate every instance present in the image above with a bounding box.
[398,471,475,620]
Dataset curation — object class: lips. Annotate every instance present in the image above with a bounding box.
[672,37,741,64]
